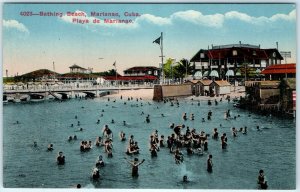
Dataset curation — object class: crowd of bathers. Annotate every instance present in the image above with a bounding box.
[48,95,266,188]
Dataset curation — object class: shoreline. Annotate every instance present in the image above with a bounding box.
[103,86,246,101]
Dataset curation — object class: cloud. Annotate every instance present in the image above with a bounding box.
[3,19,29,33]
[171,10,224,28]
[225,9,296,25]
[137,14,172,25]
[59,9,296,31]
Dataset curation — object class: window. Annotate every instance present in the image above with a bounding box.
[253,51,256,55]
[200,53,205,58]
[232,50,237,56]
[272,52,276,57]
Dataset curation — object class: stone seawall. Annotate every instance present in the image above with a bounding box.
[153,84,192,101]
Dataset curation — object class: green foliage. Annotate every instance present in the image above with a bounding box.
[93,69,117,76]
[3,77,16,83]
[163,58,194,79]
[239,63,257,77]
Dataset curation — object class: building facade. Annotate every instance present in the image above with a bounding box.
[69,64,92,74]
[190,43,283,80]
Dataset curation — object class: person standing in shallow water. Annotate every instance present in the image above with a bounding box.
[207,154,213,173]
[125,157,145,177]
[57,151,65,165]
[257,169,268,189]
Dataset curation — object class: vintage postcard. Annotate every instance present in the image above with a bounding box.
[2,2,297,190]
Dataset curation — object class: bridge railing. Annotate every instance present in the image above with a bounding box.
[3,83,154,93]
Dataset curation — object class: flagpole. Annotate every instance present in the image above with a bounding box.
[160,32,164,84]
[114,61,119,93]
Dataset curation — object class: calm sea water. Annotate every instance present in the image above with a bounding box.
[3,96,296,189]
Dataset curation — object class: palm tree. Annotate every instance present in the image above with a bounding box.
[174,58,194,79]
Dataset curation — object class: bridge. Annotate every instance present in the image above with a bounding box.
[3,85,153,101]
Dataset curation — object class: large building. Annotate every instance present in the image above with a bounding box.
[190,42,284,80]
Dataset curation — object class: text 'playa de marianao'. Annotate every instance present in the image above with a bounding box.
[20,11,141,24]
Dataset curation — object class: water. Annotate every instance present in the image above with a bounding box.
[3,97,296,189]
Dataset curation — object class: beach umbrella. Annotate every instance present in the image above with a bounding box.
[194,71,202,79]
[209,70,219,78]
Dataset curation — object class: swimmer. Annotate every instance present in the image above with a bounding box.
[123,121,126,126]
[57,151,65,165]
[190,113,194,121]
[243,127,247,134]
[47,144,53,151]
[119,131,126,141]
[257,169,268,189]
[33,141,38,147]
[220,133,227,149]
[97,119,100,124]
[257,126,261,131]
[77,121,80,126]
[68,136,73,141]
[232,127,238,137]
[182,113,187,121]
[170,123,175,129]
[96,155,105,167]
[174,149,184,164]
[183,175,189,183]
[73,135,77,140]
[125,157,145,177]
[111,119,115,124]
[102,125,113,139]
[92,167,100,180]
[145,115,150,123]
[212,128,219,139]
[207,154,213,173]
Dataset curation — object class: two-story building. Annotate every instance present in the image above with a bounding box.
[190,42,283,80]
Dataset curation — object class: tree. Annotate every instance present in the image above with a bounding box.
[162,58,174,78]
[174,59,194,78]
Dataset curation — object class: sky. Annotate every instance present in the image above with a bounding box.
[2,3,297,76]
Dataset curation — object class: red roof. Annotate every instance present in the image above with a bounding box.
[124,66,159,72]
[261,64,296,74]
[103,75,158,81]
[207,47,268,60]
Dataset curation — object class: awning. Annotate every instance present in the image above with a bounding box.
[225,70,234,76]
[194,71,202,79]
[209,70,219,78]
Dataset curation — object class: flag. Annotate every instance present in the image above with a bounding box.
[153,36,161,45]
[113,61,116,67]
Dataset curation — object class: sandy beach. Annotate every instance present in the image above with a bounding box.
[104,86,245,101]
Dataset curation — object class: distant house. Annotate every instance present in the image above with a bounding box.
[69,64,92,74]
[209,80,231,96]
[123,66,160,77]
[261,63,296,80]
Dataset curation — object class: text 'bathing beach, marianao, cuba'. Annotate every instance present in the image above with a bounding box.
[20,11,141,24]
